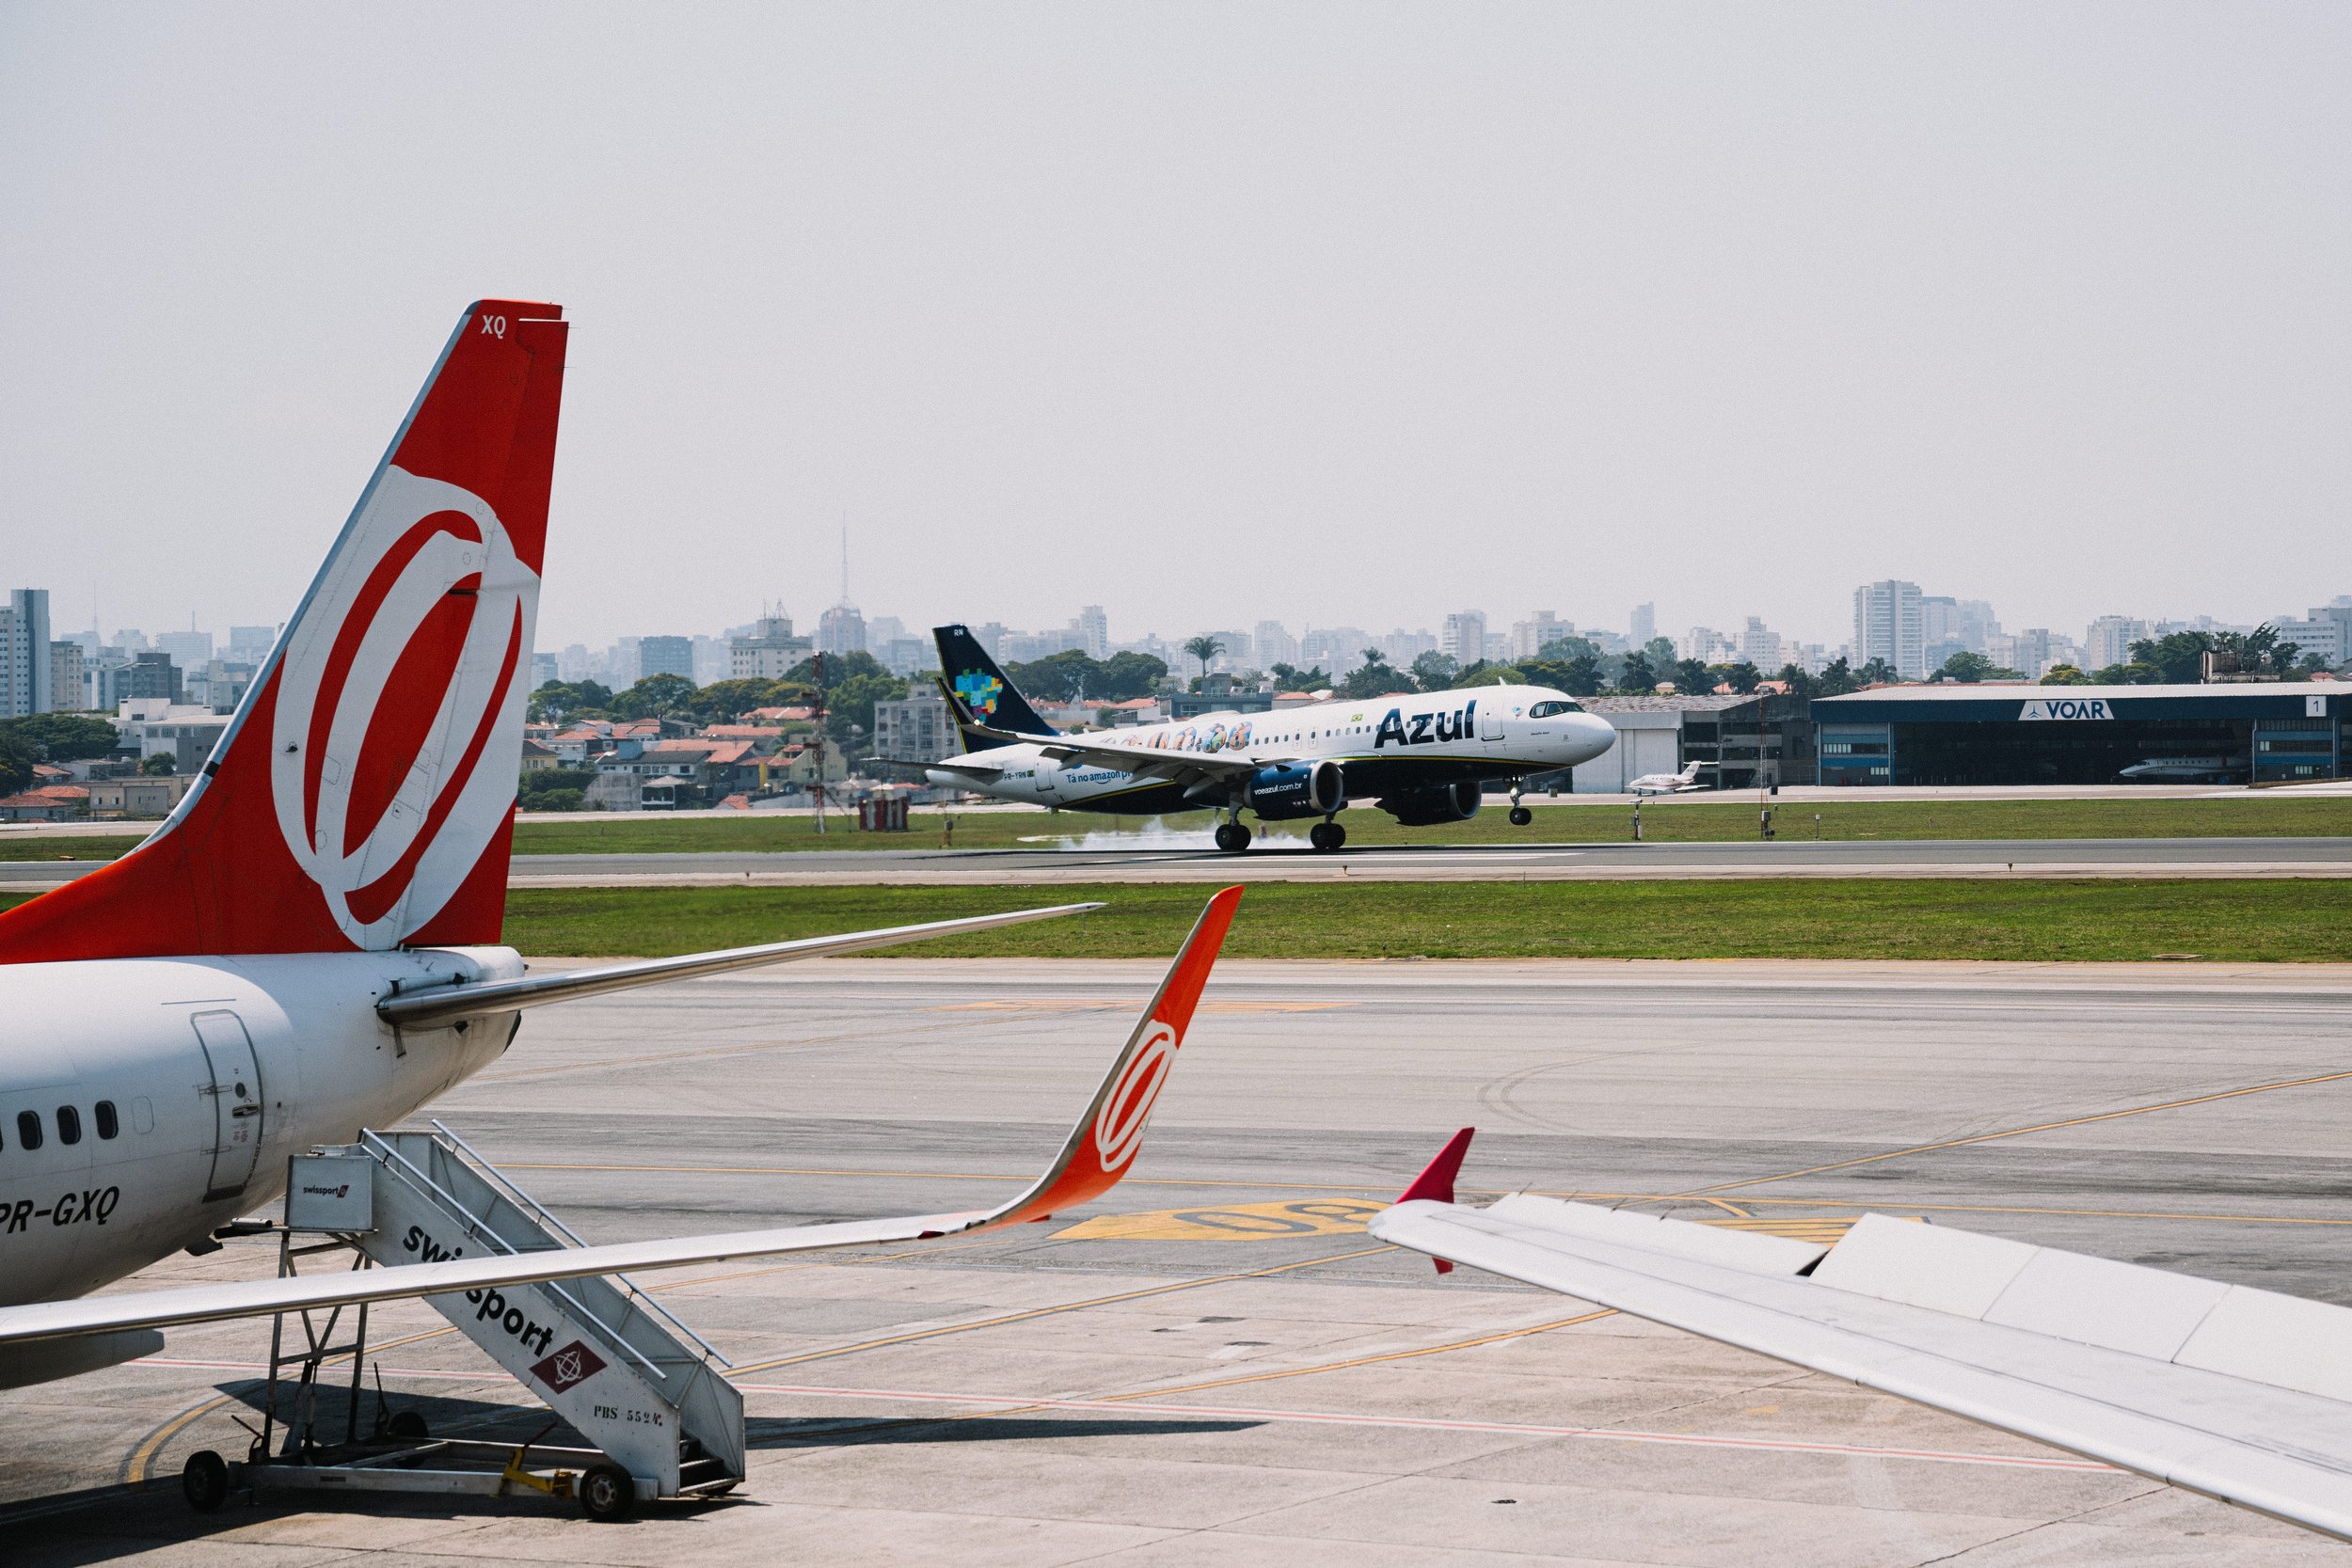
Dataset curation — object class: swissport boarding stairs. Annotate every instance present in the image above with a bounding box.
[228,1122,744,1517]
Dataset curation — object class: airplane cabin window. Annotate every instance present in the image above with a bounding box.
[17,1110,40,1151]
[95,1101,119,1139]
[56,1105,81,1145]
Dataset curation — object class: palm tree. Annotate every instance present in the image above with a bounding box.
[1184,635,1225,680]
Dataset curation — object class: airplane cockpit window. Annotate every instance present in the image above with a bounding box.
[56,1105,82,1145]
[96,1101,119,1139]
[1528,700,1583,717]
[17,1110,40,1151]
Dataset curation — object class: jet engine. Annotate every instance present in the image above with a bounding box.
[1377,780,1482,826]
[1242,759,1346,820]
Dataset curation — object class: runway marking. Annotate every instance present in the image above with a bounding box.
[1056,1198,1387,1241]
[723,1243,1397,1377]
[120,1391,241,1488]
[1679,1066,2352,1198]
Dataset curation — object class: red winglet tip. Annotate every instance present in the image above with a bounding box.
[1397,1127,1475,1207]
[1433,1259,1455,1275]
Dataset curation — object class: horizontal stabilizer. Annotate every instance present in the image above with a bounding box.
[378,902,1103,1029]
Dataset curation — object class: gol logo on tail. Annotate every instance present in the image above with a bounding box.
[1094,1021,1177,1172]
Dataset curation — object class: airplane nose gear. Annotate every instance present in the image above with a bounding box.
[1310,819,1347,851]
[1507,784,1533,827]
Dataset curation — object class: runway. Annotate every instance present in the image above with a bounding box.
[11,957,2352,1563]
[6,834,2351,895]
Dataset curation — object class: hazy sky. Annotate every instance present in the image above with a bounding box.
[4,3,2345,654]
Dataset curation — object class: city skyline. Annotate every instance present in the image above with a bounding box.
[18,571,2348,721]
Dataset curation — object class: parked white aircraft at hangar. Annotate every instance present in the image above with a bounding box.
[0,301,1169,1392]
[911,626,1617,852]
[1373,1131,2352,1545]
[1627,760,1714,796]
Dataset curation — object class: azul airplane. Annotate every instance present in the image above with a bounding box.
[0,303,1228,1397]
[912,626,1616,851]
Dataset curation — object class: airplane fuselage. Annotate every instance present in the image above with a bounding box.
[931,684,1614,816]
[0,948,522,1307]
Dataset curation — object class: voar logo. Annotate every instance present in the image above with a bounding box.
[2019,698,2112,721]
[954,672,1004,721]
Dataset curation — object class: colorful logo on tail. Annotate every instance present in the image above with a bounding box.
[953,672,1005,722]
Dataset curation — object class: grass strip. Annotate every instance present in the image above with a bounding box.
[8,797,2350,863]
[4,879,2344,960]
[489,879,2352,963]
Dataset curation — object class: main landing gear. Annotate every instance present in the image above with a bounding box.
[1507,783,1533,827]
[1214,819,1254,854]
[1310,818,1347,852]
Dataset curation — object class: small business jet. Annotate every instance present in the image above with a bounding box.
[2117,756,2246,784]
[0,301,1211,1392]
[1627,760,1714,796]
[908,626,1616,851]
[1373,1131,2352,1545]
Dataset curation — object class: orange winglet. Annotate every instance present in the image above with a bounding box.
[975,886,1244,1230]
[1395,1127,1475,1274]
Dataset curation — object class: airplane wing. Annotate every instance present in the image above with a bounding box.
[1369,1132,2352,1544]
[960,721,1263,784]
[378,903,1099,1029]
[0,887,1243,1350]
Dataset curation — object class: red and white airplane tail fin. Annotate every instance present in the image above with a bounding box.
[0,301,569,963]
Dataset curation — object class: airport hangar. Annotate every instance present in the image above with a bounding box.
[1811,680,2346,787]
[1554,681,2346,793]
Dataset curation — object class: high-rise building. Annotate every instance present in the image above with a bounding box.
[1252,620,1297,670]
[0,588,53,718]
[1508,611,1566,661]
[530,651,560,690]
[1439,610,1486,666]
[638,636,695,684]
[730,615,812,680]
[229,625,278,662]
[1629,603,1656,647]
[873,686,956,764]
[1739,617,1783,672]
[2273,596,2352,667]
[47,641,84,711]
[2084,615,2150,671]
[1381,628,1437,666]
[816,603,866,657]
[1074,606,1109,660]
[1852,580,1926,679]
[1300,627,1371,675]
[1678,626,1735,663]
[156,629,215,670]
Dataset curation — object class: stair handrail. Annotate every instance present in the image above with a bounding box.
[358,1129,670,1385]
[427,1119,736,1370]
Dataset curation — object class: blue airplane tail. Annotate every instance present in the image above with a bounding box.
[932,624,1057,748]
